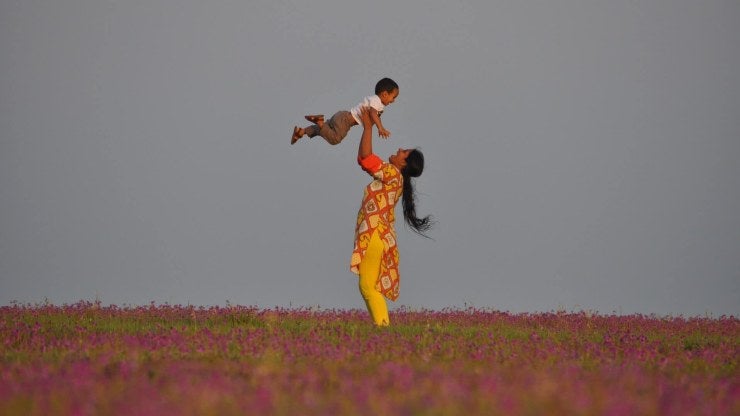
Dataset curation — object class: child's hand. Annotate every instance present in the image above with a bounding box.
[378,128,391,139]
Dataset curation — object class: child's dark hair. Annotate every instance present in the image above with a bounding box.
[375,78,399,95]
[401,149,433,237]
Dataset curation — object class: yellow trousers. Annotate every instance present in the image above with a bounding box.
[358,231,390,326]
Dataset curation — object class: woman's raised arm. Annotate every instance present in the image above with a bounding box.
[357,107,375,160]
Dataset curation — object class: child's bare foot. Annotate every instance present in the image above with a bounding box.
[291,126,304,144]
[304,114,324,127]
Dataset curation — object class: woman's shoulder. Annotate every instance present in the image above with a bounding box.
[382,163,401,176]
[379,163,402,186]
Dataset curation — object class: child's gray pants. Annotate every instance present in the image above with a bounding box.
[305,111,357,145]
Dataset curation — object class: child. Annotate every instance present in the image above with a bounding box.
[291,78,399,145]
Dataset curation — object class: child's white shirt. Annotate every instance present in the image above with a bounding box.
[350,95,385,125]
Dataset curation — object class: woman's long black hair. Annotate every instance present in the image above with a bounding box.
[401,149,434,237]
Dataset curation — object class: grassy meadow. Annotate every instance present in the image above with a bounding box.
[1,302,737,415]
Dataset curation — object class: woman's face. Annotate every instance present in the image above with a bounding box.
[389,148,412,169]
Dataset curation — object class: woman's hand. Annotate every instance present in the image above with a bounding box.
[359,106,374,128]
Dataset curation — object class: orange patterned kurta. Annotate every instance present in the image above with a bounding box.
[350,155,403,301]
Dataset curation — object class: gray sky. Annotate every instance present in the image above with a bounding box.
[2,1,738,317]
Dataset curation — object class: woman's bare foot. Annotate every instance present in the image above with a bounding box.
[304,114,324,128]
[291,126,304,144]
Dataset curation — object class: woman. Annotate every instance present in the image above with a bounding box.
[350,108,432,326]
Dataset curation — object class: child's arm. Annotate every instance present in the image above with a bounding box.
[369,108,391,139]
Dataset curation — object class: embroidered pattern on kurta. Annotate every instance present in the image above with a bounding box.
[350,161,403,301]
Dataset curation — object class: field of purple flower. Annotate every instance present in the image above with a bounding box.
[1,302,737,415]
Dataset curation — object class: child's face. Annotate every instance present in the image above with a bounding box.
[379,88,399,106]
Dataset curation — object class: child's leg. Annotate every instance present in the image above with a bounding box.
[358,231,390,326]
[304,114,324,128]
[304,111,355,145]
[291,126,303,144]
